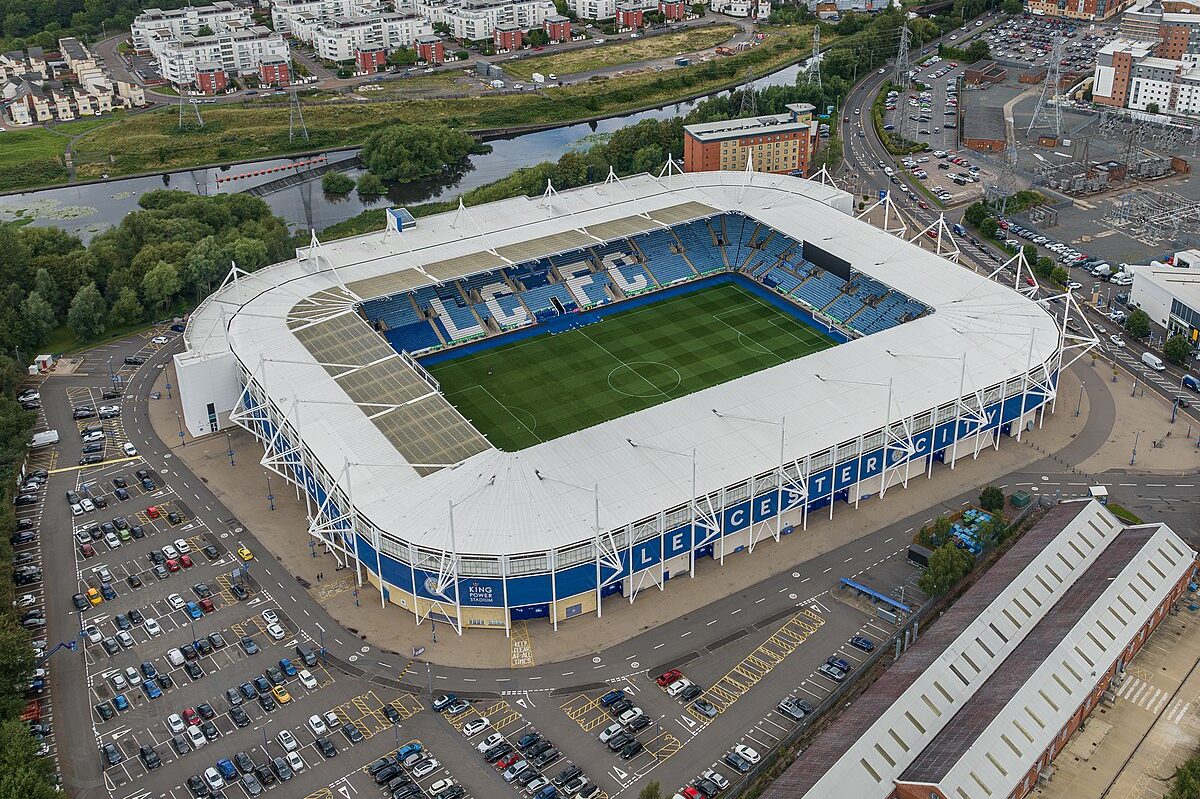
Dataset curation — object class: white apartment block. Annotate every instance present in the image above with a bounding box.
[1094,38,1200,116]
[149,24,290,87]
[567,0,617,20]
[407,0,555,40]
[310,12,433,60]
[131,1,252,51]
[271,0,388,37]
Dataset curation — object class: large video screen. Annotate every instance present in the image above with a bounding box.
[802,240,852,282]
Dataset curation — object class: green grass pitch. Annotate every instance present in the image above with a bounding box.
[426,281,837,451]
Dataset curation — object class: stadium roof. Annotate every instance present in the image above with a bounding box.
[181,171,1060,558]
[761,500,1195,799]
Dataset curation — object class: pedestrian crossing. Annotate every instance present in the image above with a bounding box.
[1116,675,1172,715]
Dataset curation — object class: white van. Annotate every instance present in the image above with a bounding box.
[1142,352,1166,371]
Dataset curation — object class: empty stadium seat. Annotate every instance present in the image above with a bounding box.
[635,230,696,285]
[520,283,577,318]
[381,320,442,354]
[428,296,483,341]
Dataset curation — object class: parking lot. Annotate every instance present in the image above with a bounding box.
[985,13,1113,71]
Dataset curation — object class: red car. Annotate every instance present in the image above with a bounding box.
[199,598,215,613]
[496,752,521,770]
[917,200,928,209]
[182,707,200,726]
[146,506,160,519]
[680,788,702,799]
[925,229,937,239]
[656,669,682,687]
[179,554,193,569]
[166,559,180,572]
[80,543,96,558]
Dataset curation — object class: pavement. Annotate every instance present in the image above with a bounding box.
[1037,607,1200,799]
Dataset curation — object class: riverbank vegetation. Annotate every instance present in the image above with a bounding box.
[0,191,290,356]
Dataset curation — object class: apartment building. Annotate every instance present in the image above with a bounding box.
[131,1,252,51]
[1026,0,1132,21]
[410,0,556,42]
[683,103,818,176]
[1091,37,1200,115]
[149,23,290,88]
[310,12,433,61]
[271,0,388,38]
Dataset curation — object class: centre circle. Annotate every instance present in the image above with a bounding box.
[607,361,682,399]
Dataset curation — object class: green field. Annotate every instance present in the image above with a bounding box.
[427,282,836,451]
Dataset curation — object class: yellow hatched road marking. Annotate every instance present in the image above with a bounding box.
[698,607,825,715]
[303,789,333,799]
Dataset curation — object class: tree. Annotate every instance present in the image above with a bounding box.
[33,268,58,313]
[691,2,706,15]
[356,172,387,197]
[638,782,662,799]
[1146,102,1160,114]
[142,261,182,313]
[322,172,355,195]
[979,217,999,240]
[18,291,55,351]
[387,46,417,66]
[67,282,106,343]
[526,28,549,46]
[978,485,1005,513]
[196,24,214,36]
[1050,266,1069,286]
[963,201,990,227]
[1164,333,1192,365]
[360,124,478,183]
[1125,307,1151,339]
[109,286,144,327]
[632,144,664,174]
[917,542,974,596]
[1002,0,1022,12]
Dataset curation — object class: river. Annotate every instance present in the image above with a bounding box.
[0,61,803,241]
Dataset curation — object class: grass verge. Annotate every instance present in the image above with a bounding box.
[503,24,739,81]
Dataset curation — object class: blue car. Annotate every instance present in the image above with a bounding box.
[140,661,158,678]
[536,786,559,799]
[278,658,297,677]
[217,758,237,780]
[396,742,422,761]
[141,478,155,491]
[599,689,625,707]
[142,678,162,699]
[113,694,130,711]
[100,582,117,601]
[849,635,875,652]
[185,601,202,620]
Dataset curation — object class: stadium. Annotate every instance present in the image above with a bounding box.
[176,170,1083,634]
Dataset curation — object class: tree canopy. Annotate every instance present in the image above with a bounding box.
[360,125,480,183]
[918,543,975,596]
[1164,334,1192,365]
[0,191,290,355]
[1125,308,1151,339]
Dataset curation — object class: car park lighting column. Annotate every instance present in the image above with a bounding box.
[532,471,607,629]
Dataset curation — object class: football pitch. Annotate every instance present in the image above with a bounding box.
[427,281,837,451]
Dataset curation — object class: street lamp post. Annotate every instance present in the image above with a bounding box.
[226,432,235,467]
[1074,381,1084,417]
[266,473,275,511]
[165,380,172,399]
[175,411,185,446]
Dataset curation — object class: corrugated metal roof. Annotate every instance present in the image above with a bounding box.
[759,501,1121,799]
[900,521,1193,798]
